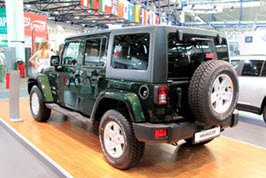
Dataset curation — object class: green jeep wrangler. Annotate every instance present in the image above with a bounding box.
[28,26,239,170]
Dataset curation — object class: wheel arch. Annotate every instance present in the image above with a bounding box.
[260,96,266,114]
[28,75,54,102]
[91,91,146,127]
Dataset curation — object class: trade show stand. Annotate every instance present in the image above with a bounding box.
[0,98,266,178]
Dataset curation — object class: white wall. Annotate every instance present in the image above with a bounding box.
[239,30,266,55]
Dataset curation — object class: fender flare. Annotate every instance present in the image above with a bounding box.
[27,75,54,102]
[91,90,146,123]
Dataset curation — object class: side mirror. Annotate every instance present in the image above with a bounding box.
[50,55,60,67]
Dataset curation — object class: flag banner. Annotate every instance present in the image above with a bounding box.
[112,0,118,16]
[160,16,167,25]
[104,0,112,14]
[81,0,90,7]
[123,0,129,20]
[134,4,141,23]
[139,8,143,24]
[156,15,160,24]
[100,0,106,12]
[117,0,124,18]
[148,11,154,25]
[128,2,132,21]
[141,8,147,25]
[92,0,100,10]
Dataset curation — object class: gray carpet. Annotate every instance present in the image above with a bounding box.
[222,111,266,148]
[0,125,60,178]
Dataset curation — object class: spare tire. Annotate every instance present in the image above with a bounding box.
[188,60,238,125]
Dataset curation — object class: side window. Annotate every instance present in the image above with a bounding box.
[241,60,264,76]
[62,41,82,66]
[111,33,149,70]
[84,37,107,65]
[261,61,266,76]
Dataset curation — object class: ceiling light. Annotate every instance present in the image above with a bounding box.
[87,10,92,13]
[25,5,31,8]
[54,11,59,15]
[104,15,110,18]
[66,21,71,23]
[92,20,96,23]
[75,16,80,19]
[82,24,86,27]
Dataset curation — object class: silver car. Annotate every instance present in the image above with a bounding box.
[231,55,266,123]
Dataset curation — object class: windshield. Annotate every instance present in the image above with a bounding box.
[168,33,228,79]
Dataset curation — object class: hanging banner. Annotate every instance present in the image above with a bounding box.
[123,0,129,20]
[80,0,90,8]
[92,0,100,10]
[104,0,112,14]
[160,16,167,25]
[147,11,153,25]
[141,8,147,25]
[100,0,106,12]
[134,5,141,23]
[128,2,132,21]
[24,12,48,39]
[112,0,118,16]
[156,15,160,24]
[117,0,124,18]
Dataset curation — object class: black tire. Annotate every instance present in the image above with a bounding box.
[185,138,214,146]
[263,105,266,124]
[30,86,51,122]
[99,109,145,170]
[189,60,239,125]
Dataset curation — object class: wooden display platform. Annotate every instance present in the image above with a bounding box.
[0,98,266,178]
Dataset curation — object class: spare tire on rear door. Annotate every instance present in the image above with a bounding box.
[188,60,239,125]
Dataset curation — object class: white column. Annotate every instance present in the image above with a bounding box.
[5,0,25,62]
[9,70,23,122]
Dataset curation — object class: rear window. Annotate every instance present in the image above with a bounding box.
[168,33,216,79]
[111,33,149,70]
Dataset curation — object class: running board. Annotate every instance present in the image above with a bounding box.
[45,103,91,124]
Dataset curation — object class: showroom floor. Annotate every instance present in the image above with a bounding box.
[0,98,266,177]
[223,111,266,148]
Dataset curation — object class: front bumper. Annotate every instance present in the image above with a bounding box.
[132,110,239,143]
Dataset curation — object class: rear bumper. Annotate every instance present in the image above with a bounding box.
[132,110,239,143]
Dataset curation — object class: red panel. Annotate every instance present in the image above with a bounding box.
[24,12,48,39]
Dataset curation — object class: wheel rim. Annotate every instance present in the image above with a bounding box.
[31,92,40,115]
[103,121,125,158]
[211,74,234,115]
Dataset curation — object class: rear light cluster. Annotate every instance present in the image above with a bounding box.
[154,85,168,105]
[154,129,168,138]
[205,53,216,59]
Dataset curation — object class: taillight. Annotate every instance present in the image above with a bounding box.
[154,85,168,105]
[154,129,167,138]
[205,53,216,59]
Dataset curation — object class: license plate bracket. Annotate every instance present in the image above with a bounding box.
[193,127,220,144]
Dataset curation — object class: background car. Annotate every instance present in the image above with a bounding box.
[231,55,266,123]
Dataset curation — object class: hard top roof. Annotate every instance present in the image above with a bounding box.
[65,25,224,41]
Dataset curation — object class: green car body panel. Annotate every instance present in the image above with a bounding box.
[93,89,145,123]
[28,74,54,102]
